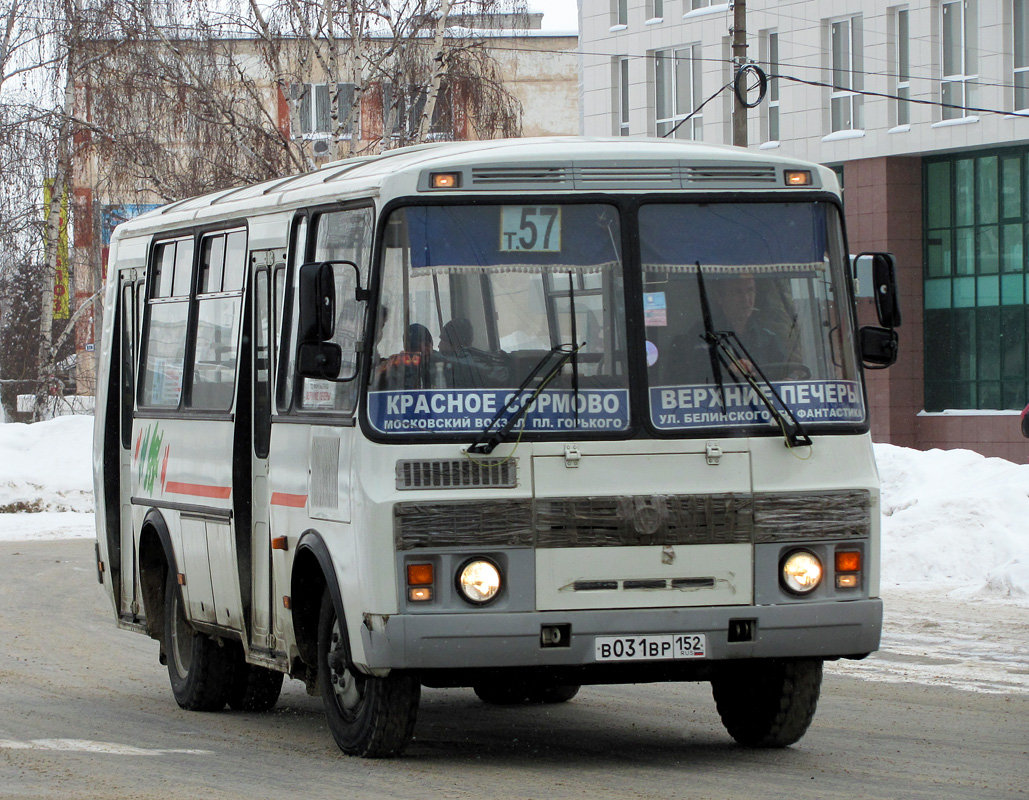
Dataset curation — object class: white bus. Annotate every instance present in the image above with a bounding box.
[93,137,900,758]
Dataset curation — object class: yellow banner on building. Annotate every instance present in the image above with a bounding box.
[44,181,70,320]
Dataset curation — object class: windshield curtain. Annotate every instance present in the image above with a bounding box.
[369,203,629,436]
[639,201,865,432]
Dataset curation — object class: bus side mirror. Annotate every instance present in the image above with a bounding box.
[1021,403,1029,438]
[296,259,365,382]
[297,340,343,379]
[856,252,902,329]
[859,326,898,369]
[299,261,336,342]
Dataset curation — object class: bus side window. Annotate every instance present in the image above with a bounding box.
[140,238,193,408]
[278,215,307,412]
[119,282,135,448]
[298,206,372,413]
[254,267,272,458]
[273,265,285,374]
[189,230,245,411]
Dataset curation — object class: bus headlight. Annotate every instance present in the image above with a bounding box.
[456,558,502,605]
[781,550,822,594]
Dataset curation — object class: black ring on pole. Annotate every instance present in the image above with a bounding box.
[734,64,768,109]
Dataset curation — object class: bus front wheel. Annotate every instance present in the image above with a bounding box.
[163,571,234,711]
[711,658,823,747]
[317,589,419,757]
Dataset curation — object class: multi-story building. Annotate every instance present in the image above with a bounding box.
[580,0,1029,460]
[68,15,579,395]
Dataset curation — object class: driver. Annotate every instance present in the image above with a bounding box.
[713,272,803,378]
[679,272,804,381]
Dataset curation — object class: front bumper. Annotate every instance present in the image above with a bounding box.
[359,598,882,672]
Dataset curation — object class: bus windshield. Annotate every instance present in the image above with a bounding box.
[369,203,630,436]
[640,201,865,432]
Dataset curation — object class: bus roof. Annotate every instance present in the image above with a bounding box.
[112,136,838,238]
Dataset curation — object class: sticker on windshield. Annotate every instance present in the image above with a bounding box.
[368,388,629,434]
[644,292,667,326]
[650,381,865,430]
[500,206,561,253]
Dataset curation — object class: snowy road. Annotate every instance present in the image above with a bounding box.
[828,587,1029,695]
[1,538,1026,800]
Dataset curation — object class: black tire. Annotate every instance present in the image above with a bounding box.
[711,658,823,748]
[473,684,529,705]
[227,646,284,712]
[317,589,419,757]
[527,684,580,704]
[163,571,234,712]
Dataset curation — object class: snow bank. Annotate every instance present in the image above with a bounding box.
[0,416,1026,598]
[875,442,1029,598]
[0,416,94,513]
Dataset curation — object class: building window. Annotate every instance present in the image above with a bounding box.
[941,0,978,119]
[691,0,724,8]
[1015,0,1029,110]
[650,0,663,18]
[293,83,357,136]
[924,150,1029,410]
[762,30,780,141]
[895,8,911,124]
[614,0,627,26]
[383,82,454,141]
[617,58,630,136]
[654,45,702,139]
[830,17,863,131]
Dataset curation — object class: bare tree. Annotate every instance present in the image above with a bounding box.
[1,0,526,418]
[238,0,525,160]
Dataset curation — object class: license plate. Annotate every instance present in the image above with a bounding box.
[594,633,707,662]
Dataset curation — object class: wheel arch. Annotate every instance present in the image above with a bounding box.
[291,530,349,672]
[138,508,177,643]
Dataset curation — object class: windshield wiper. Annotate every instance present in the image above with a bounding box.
[467,342,582,455]
[695,261,727,410]
[694,262,812,449]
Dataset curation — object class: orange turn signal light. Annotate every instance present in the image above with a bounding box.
[785,169,812,186]
[431,172,460,189]
[835,551,862,573]
[407,563,434,586]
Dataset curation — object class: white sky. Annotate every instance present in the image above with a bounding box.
[529,0,579,32]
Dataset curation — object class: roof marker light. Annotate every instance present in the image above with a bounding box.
[431,172,460,189]
[785,169,812,186]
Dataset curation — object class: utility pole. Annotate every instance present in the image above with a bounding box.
[731,0,747,148]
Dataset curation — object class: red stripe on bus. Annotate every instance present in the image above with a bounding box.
[271,492,307,508]
[165,481,232,499]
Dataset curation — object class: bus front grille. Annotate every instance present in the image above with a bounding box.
[396,458,518,490]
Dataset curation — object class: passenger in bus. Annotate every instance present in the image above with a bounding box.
[375,323,434,390]
[436,317,510,388]
[439,318,474,356]
[437,318,481,388]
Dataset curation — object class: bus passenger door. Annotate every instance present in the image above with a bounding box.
[243,251,284,653]
[117,273,141,620]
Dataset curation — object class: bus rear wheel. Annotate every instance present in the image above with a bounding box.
[317,589,419,757]
[473,684,528,705]
[227,646,284,712]
[528,684,580,704]
[163,571,234,711]
[711,658,823,748]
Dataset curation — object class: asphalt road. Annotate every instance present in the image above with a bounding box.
[1,539,1026,800]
